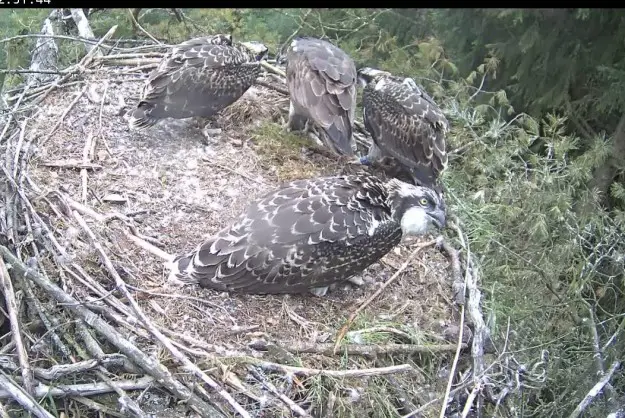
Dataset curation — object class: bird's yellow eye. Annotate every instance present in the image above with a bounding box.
[419,198,428,206]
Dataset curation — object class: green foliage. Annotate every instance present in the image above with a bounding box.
[443,69,624,416]
[0,9,48,89]
[433,9,625,135]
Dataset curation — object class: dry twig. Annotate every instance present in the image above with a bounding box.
[72,212,250,418]
[253,361,414,378]
[0,375,154,400]
[248,367,311,417]
[252,340,460,357]
[0,373,54,418]
[439,232,471,418]
[126,9,162,45]
[39,84,88,147]
[568,361,621,418]
[333,239,438,352]
[0,245,222,418]
[81,133,94,203]
[0,258,35,396]
[38,160,102,170]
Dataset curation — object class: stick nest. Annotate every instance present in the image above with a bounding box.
[0,43,483,418]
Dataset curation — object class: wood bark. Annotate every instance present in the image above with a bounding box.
[27,10,60,86]
[69,9,101,56]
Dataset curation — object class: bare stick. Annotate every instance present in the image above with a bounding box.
[439,268,469,415]
[77,25,118,68]
[0,373,54,418]
[12,118,28,180]
[583,303,616,402]
[253,361,414,378]
[76,321,140,375]
[0,354,125,380]
[255,79,289,96]
[333,239,437,352]
[0,375,154,400]
[201,159,267,186]
[38,160,102,170]
[94,370,148,418]
[0,403,10,418]
[461,382,482,418]
[0,33,104,46]
[1,168,68,258]
[71,396,126,418]
[81,133,93,203]
[124,229,174,262]
[252,340,460,356]
[0,258,35,396]
[0,84,30,143]
[91,52,165,60]
[0,245,221,418]
[451,220,488,408]
[98,58,162,66]
[72,212,251,418]
[21,278,73,359]
[567,361,621,418]
[39,84,88,147]
[438,237,465,305]
[97,80,109,135]
[248,367,311,417]
[261,61,286,78]
[126,9,162,45]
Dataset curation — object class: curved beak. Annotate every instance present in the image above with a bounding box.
[428,208,447,229]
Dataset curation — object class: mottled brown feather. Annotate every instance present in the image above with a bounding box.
[170,173,421,294]
[128,35,262,129]
[362,74,449,188]
[286,37,357,156]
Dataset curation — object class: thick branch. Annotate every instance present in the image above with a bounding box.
[0,374,53,418]
[28,10,60,85]
[0,258,35,395]
[0,376,154,400]
[69,9,100,55]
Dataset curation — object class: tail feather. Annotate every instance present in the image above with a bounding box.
[127,103,161,130]
[323,123,355,156]
[166,253,198,285]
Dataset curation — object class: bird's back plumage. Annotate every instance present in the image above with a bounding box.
[362,73,449,188]
[128,35,263,129]
[169,174,406,294]
[286,37,358,156]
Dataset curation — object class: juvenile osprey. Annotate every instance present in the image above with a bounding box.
[127,34,268,141]
[285,37,358,157]
[356,67,449,190]
[168,172,446,296]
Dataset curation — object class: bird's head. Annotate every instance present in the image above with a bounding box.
[240,41,269,61]
[210,34,233,46]
[356,67,391,88]
[386,179,447,236]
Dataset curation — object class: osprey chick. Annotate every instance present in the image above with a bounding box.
[127,34,268,141]
[357,67,449,190]
[168,172,446,296]
[285,37,358,157]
